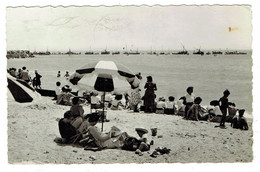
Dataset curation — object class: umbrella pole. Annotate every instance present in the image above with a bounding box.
[101,90,105,132]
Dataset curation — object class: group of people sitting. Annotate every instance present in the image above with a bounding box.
[54,80,248,131]
[55,96,152,154]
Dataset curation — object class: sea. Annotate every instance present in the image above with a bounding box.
[7,52,253,116]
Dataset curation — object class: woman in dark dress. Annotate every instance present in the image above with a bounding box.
[33,70,42,89]
[144,76,157,113]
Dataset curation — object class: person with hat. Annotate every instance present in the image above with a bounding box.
[135,127,151,155]
[144,76,157,113]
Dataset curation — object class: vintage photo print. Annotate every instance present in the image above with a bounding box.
[1,0,259,172]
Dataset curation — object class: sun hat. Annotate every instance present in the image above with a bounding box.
[135,127,148,134]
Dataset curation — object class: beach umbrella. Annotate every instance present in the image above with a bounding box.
[69,60,140,131]
[7,74,40,103]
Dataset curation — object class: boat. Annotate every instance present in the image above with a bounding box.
[193,48,204,55]
[172,45,189,55]
[112,51,120,55]
[206,52,211,55]
[225,50,247,55]
[85,51,94,55]
[101,48,110,55]
[212,51,223,55]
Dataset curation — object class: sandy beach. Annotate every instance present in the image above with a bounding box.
[7,95,253,164]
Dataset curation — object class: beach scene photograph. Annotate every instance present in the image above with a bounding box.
[1,1,260,171]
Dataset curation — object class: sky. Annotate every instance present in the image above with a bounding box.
[6,5,252,52]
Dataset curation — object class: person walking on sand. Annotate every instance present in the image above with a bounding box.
[144,76,157,113]
[184,86,195,119]
[218,89,231,128]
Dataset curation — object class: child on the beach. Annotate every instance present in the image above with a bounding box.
[218,89,230,128]
[111,94,124,110]
[155,97,166,114]
[231,109,248,130]
[165,96,176,115]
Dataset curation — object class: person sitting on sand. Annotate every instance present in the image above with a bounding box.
[111,94,124,110]
[86,113,128,149]
[165,96,176,115]
[90,91,102,110]
[187,97,202,121]
[231,109,248,130]
[20,66,31,83]
[9,68,17,77]
[155,97,166,114]
[56,86,75,106]
[135,128,151,155]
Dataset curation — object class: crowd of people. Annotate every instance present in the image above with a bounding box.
[8,66,42,89]
[7,67,249,154]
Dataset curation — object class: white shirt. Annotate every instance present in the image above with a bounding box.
[166,101,175,109]
[91,96,100,104]
[111,99,121,107]
[55,86,61,95]
[185,93,195,103]
[156,101,166,109]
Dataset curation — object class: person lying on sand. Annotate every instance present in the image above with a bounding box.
[85,113,128,149]
[134,128,151,156]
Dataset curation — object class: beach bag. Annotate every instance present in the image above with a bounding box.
[122,136,141,151]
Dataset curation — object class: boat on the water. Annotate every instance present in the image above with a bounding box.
[172,45,189,55]
[101,50,110,55]
[85,51,94,55]
[112,51,120,55]
[193,48,204,55]
[225,50,247,55]
[212,51,223,55]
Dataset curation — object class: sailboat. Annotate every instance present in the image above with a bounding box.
[172,45,189,55]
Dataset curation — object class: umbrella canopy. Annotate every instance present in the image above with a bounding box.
[7,74,40,103]
[69,61,140,93]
